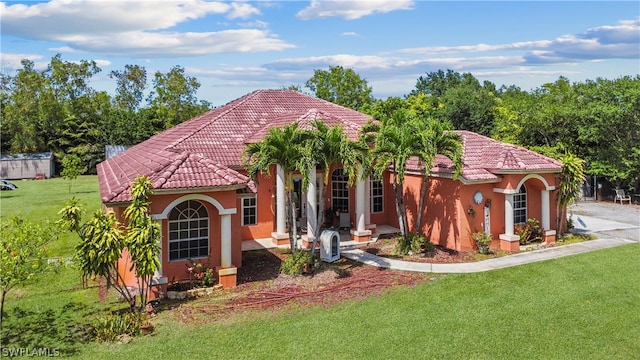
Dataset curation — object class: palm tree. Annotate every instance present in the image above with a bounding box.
[556,153,585,233]
[370,110,423,246]
[243,123,310,252]
[305,120,369,255]
[414,119,463,234]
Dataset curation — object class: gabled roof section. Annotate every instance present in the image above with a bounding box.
[406,131,563,182]
[245,108,363,143]
[97,90,372,203]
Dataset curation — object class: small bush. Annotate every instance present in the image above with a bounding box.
[515,218,543,245]
[280,250,312,275]
[395,233,434,255]
[472,231,492,254]
[91,312,142,342]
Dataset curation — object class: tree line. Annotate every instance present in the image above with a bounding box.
[0,54,211,173]
[1,55,638,192]
[307,67,639,193]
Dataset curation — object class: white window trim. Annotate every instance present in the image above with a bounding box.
[370,177,384,214]
[241,195,257,226]
[168,200,209,262]
[331,168,349,212]
[513,185,527,224]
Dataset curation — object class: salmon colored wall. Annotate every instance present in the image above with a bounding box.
[370,171,394,226]
[112,190,244,285]
[400,172,559,252]
[239,172,276,240]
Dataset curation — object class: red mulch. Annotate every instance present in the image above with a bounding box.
[172,248,431,324]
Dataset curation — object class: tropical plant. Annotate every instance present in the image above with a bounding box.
[556,153,586,234]
[515,218,543,245]
[305,120,369,257]
[472,231,492,254]
[59,176,160,312]
[414,118,462,234]
[280,250,313,276]
[0,217,58,335]
[243,123,311,253]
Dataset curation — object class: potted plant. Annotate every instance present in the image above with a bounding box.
[472,231,492,255]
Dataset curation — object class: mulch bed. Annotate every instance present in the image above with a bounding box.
[173,248,431,324]
[361,238,494,263]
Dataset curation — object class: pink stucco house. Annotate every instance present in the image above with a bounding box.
[97,89,563,294]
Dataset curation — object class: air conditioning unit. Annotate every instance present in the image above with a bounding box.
[320,230,340,263]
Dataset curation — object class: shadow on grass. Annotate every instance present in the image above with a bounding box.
[1,301,94,356]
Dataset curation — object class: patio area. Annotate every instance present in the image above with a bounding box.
[241,224,401,252]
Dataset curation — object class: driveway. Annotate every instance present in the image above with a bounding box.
[569,201,640,241]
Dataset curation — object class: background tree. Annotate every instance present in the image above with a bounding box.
[305,65,373,110]
[61,154,87,193]
[110,64,147,111]
[0,217,58,335]
[147,65,212,129]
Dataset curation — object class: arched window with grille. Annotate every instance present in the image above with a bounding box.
[168,200,209,261]
[513,185,527,224]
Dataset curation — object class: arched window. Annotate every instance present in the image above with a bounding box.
[168,200,209,261]
[331,168,349,212]
[513,185,527,224]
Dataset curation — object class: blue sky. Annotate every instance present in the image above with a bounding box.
[1,1,639,107]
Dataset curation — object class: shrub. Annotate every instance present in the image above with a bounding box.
[396,233,434,255]
[280,250,312,275]
[186,258,216,287]
[91,313,142,342]
[472,231,492,254]
[515,218,543,245]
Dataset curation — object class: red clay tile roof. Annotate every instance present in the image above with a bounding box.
[97,89,372,203]
[406,130,563,182]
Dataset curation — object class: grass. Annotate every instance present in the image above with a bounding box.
[0,175,101,256]
[2,178,639,358]
[60,244,638,359]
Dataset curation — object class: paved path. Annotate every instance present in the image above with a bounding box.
[342,238,636,273]
[342,201,639,273]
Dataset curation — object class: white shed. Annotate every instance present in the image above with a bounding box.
[0,152,55,179]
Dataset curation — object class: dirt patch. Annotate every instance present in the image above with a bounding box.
[361,237,505,263]
[172,248,431,324]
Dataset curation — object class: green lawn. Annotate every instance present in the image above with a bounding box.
[27,244,635,359]
[0,175,101,256]
[2,177,639,358]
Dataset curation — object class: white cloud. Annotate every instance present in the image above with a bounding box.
[297,0,414,20]
[0,53,47,71]
[64,30,294,57]
[341,32,360,37]
[0,0,286,57]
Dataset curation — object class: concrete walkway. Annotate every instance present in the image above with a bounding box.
[342,201,639,273]
[342,238,636,273]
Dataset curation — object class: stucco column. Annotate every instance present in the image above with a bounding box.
[365,178,371,226]
[504,194,515,236]
[220,214,232,268]
[351,168,371,242]
[306,169,317,240]
[276,164,286,235]
[541,189,550,230]
[499,193,520,251]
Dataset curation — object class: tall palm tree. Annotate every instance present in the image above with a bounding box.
[370,110,423,245]
[414,119,463,234]
[243,123,310,252]
[305,120,369,255]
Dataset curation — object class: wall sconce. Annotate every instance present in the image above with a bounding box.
[467,206,476,217]
[485,199,491,208]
